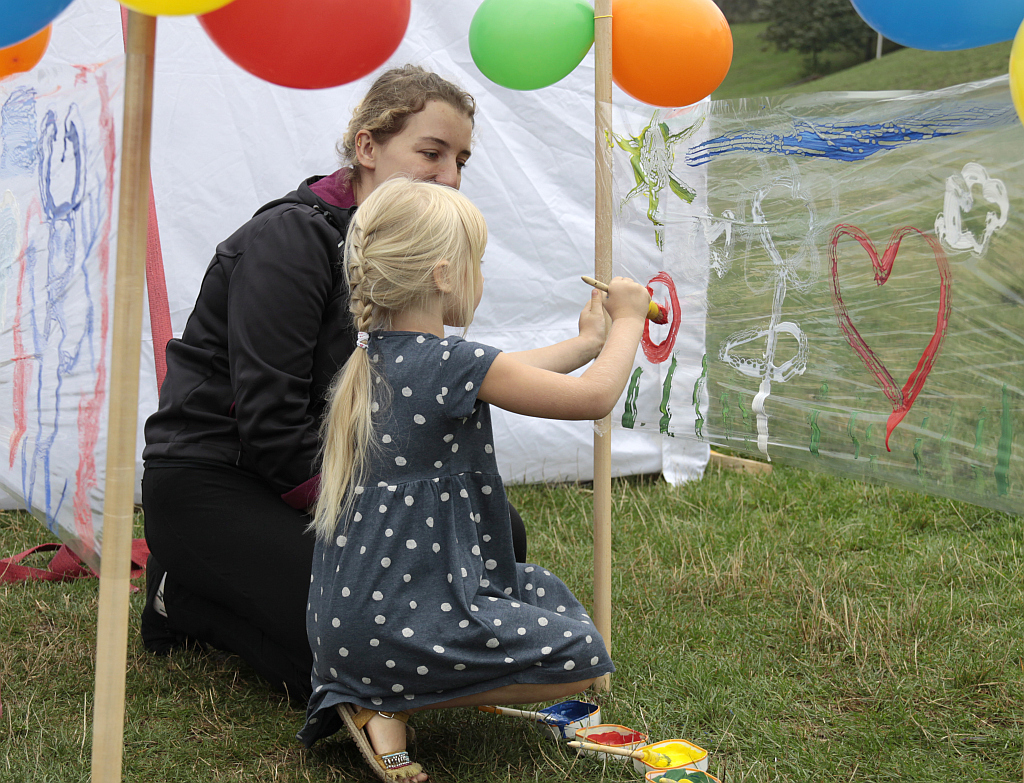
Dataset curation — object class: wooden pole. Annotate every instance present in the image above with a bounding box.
[592,0,613,693]
[91,11,156,783]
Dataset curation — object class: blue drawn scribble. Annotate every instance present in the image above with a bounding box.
[23,103,96,525]
[686,103,1016,166]
[0,87,39,175]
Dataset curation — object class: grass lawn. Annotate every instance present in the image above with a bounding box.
[3,466,1023,781]
[713,23,871,100]
[713,23,1013,100]
[784,41,1013,95]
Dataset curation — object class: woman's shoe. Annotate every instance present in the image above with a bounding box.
[140,556,190,655]
[335,703,426,782]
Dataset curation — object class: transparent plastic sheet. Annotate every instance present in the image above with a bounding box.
[0,59,124,570]
[613,77,1024,516]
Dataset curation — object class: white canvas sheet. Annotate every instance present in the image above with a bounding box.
[1,0,708,559]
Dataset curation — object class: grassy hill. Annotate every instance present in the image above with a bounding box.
[713,22,1013,99]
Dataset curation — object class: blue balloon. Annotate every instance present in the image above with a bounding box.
[850,0,1024,50]
[0,0,74,49]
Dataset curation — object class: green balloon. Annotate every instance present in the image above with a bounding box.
[469,0,595,91]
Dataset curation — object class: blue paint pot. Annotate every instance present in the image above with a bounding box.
[534,699,602,740]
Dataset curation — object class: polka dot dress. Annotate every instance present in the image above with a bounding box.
[299,332,613,746]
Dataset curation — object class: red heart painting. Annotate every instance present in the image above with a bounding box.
[828,224,952,451]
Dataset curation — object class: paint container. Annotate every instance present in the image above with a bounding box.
[645,767,722,783]
[533,700,601,740]
[631,739,709,776]
[573,724,649,761]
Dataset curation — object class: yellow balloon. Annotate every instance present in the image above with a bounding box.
[1011,19,1024,125]
[119,0,237,15]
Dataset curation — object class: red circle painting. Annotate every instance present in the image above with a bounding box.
[641,271,680,364]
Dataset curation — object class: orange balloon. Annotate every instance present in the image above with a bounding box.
[0,25,51,79]
[612,0,732,107]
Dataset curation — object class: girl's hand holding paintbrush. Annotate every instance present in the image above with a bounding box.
[502,289,609,372]
[599,276,654,323]
[582,275,669,324]
[479,275,650,420]
[578,288,612,359]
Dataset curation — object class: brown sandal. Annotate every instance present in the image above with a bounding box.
[336,703,426,782]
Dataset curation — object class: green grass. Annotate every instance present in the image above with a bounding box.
[713,23,1013,100]
[3,466,1023,781]
[713,23,870,100]
[784,40,1013,95]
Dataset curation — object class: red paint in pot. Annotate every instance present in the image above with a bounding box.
[587,730,646,744]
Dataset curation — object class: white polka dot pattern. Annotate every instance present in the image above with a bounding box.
[299,333,611,738]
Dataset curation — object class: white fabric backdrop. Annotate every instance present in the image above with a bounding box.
[42,0,708,499]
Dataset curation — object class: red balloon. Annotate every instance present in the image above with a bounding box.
[198,0,410,90]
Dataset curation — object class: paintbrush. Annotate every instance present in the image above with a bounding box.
[567,740,674,767]
[476,704,561,723]
[581,275,669,324]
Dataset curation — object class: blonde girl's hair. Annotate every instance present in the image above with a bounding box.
[338,64,476,185]
[312,177,487,540]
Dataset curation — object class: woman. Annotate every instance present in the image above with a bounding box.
[140,65,608,702]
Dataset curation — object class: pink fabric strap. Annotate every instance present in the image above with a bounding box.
[121,6,174,392]
[0,539,150,587]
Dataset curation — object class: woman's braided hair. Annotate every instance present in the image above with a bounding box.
[311,177,487,540]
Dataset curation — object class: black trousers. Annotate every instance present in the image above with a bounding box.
[141,464,527,701]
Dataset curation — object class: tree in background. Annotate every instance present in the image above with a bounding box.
[760,0,878,72]
[712,0,763,23]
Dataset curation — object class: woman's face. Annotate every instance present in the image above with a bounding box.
[354,101,473,200]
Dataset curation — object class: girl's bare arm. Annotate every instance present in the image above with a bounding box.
[505,290,609,373]
[478,278,649,420]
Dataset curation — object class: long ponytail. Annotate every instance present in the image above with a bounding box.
[311,230,385,540]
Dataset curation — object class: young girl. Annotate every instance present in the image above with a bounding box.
[298,177,651,782]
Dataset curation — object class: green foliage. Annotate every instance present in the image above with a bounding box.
[711,0,763,24]
[3,466,1024,781]
[760,0,877,72]
[713,22,865,100]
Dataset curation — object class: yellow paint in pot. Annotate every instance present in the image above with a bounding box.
[632,739,709,775]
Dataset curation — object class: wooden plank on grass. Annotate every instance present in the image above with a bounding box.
[709,449,773,475]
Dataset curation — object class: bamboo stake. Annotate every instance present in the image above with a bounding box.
[91,11,156,783]
[592,0,613,694]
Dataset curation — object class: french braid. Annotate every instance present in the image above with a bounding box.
[310,178,487,540]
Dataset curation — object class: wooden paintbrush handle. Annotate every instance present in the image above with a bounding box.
[567,740,640,759]
[477,704,556,722]
[581,275,663,322]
